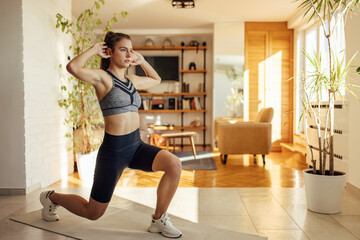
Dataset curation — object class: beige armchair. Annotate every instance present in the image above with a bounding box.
[216,107,274,164]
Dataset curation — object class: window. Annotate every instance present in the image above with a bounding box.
[295,18,346,134]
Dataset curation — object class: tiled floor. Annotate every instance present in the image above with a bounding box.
[0,186,359,240]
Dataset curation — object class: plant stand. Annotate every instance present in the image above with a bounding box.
[76,150,98,181]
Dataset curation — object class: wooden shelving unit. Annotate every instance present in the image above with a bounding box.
[179,70,207,73]
[133,46,207,51]
[139,92,206,96]
[136,45,207,149]
[148,125,207,131]
[139,109,206,113]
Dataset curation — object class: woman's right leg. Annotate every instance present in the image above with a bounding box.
[43,131,138,221]
[49,193,109,220]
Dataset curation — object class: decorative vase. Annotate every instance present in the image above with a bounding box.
[303,169,347,214]
[76,150,98,180]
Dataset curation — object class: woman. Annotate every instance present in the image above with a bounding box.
[39,32,182,238]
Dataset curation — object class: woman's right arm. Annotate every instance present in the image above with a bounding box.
[66,42,109,86]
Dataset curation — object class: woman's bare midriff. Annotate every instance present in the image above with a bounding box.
[103,112,140,136]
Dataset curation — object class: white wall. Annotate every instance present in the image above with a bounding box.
[0,0,26,191]
[23,0,73,190]
[345,12,360,189]
[0,0,72,194]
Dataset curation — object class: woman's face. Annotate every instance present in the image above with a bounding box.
[109,38,133,68]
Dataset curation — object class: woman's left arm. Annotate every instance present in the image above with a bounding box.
[127,51,161,90]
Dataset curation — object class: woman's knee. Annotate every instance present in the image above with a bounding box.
[167,156,182,175]
[87,208,106,221]
[153,150,182,173]
[86,198,108,221]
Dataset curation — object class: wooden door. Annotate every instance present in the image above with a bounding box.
[245,22,294,151]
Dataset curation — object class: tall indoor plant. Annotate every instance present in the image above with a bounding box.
[297,0,360,213]
[56,0,127,178]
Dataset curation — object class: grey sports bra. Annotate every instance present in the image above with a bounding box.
[99,70,141,117]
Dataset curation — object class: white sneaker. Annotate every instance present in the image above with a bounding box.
[40,190,59,222]
[148,212,182,238]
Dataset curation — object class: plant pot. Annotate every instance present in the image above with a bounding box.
[303,169,346,214]
[76,150,98,180]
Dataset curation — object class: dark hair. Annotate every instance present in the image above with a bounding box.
[100,31,131,70]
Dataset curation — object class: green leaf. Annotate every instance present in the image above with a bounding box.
[111,16,118,23]
[95,1,100,9]
[357,67,360,73]
[121,11,128,18]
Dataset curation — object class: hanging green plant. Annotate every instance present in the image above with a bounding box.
[56,0,128,154]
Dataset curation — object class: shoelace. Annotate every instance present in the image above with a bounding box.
[160,214,170,226]
[48,204,59,215]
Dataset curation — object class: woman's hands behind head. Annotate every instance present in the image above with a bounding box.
[92,42,110,59]
[130,51,145,65]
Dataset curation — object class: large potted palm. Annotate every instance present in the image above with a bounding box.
[56,0,127,179]
[297,0,360,213]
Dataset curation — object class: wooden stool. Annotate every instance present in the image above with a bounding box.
[161,132,197,159]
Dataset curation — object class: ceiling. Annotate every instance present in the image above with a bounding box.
[72,0,300,32]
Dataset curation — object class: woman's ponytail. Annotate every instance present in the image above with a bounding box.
[100,31,131,70]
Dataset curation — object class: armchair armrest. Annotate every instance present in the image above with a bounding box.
[217,122,272,155]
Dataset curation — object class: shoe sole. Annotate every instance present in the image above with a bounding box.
[41,208,59,222]
[148,230,182,239]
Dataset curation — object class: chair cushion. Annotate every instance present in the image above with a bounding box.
[255,108,274,123]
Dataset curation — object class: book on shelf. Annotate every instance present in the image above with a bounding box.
[181,97,202,110]
[142,99,150,110]
[197,83,203,92]
[177,99,182,110]
[182,83,190,92]
[152,96,164,109]
[194,97,201,110]
[168,98,176,110]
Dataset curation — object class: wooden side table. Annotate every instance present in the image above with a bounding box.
[161,132,198,159]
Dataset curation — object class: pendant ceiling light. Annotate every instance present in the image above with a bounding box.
[172,0,195,9]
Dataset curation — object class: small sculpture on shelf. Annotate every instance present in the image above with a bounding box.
[188,40,200,53]
[189,62,196,70]
[162,38,172,47]
[188,40,199,47]
[190,117,200,127]
[145,38,155,47]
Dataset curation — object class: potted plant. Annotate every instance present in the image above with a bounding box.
[297,0,360,213]
[56,0,127,180]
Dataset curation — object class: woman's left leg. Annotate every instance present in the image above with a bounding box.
[151,150,182,219]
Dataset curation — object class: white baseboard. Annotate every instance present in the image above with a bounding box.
[0,188,26,195]
[347,182,360,196]
[0,182,41,195]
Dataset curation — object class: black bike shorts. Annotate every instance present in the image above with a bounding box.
[90,129,162,203]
